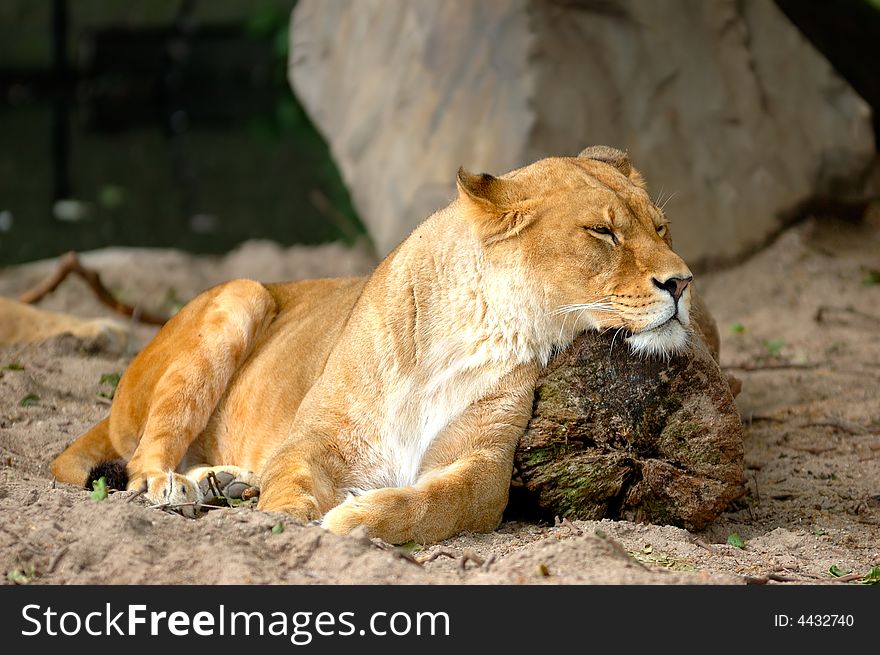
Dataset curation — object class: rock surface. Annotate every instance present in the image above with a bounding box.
[512,292,744,531]
[289,0,875,267]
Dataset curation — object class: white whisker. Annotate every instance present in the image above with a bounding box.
[609,325,626,355]
[658,191,677,213]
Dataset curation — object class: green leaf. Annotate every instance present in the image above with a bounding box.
[763,339,785,356]
[862,269,880,286]
[6,566,35,584]
[271,522,284,534]
[814,529,826,536]
[3,362,24,371]
[90,476,108,501]
[729,323,746,334]
[398,540,422,555]
[98,372,121,399]
[829,564,851,577]
[19,393,39,407]
[860,566,880,585]
[727,533,745,549]
[100,372,121,387]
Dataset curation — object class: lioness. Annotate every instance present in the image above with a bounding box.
[51,146,693,544]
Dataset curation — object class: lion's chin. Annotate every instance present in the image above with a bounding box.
[625,319,690,359]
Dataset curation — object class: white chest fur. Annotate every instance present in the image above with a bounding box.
[373,348,505,488]
[367,305,556,489]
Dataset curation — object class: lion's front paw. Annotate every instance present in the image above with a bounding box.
[144,471,204,518]
[321,487,421,544]
[320,499,364,536]
[256,493,322,524]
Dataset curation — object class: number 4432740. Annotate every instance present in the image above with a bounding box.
[774,615,854,627]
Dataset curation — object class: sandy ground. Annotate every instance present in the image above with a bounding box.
[0,216,878,585]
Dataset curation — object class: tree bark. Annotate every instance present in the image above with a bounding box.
[511,294,744,531]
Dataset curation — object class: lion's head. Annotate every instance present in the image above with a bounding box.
[457,146,693,357]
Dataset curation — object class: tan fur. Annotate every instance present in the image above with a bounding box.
[51,149,693,544]
[0,298,128,352]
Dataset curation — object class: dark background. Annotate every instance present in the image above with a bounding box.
[0,0,364,266]
[1,0,878,267]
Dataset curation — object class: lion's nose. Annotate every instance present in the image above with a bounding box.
[652,275,692,302]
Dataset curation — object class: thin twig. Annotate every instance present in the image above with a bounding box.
[19,251,168,325]
[689,537,716,553]
[459,549,485,572]
[724,362,819,372]
[747,414,787,424]
[801,419,866,436]
[789,445,838,455]
[745,572,804,584]
[125,489,145,504]
[815,305,880,324]
[147,501,224,511]
[481,553,496,572]
[561,517,583,536]
[416,549,458,565]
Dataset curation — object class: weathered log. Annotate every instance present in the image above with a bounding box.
[511,295,744,531]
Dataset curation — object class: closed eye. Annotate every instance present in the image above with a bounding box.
[584,225,618,245]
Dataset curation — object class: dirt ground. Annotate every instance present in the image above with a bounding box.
[0,215,878,585]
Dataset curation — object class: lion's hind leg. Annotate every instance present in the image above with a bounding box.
[124,279,277,517]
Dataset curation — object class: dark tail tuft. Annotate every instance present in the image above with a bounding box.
[86,459,129,491]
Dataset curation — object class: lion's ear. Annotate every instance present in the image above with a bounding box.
[578,145,646,189]
[456,167,534,244]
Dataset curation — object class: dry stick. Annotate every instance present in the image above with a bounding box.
[815,305,880,324]
[125,489,145,504]
[744,572,803,584]
[147,501,225,512]
[689,537,716,553]
[747,415,869,437]
[724,362,819,372]
[747,415,787,425]
[416,549,458,565]
[18,251,168,325]
[459,549,485,572]
[789,445,838,455]
[561,517,583,536]
[801,419,866,436]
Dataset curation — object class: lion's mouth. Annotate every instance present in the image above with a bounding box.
[636,313,680,335]
[624,314,689,357]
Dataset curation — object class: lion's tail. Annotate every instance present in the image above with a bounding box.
[50,418,129,491]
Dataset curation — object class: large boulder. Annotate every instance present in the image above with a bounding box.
[289,0,874,267]
[511,294,744,530]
